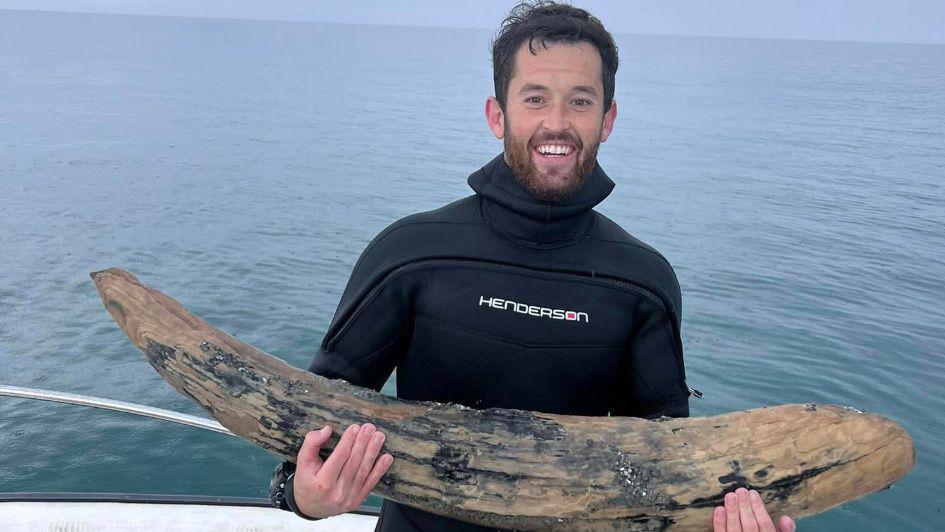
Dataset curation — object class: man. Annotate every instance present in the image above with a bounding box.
[270,3,795,531]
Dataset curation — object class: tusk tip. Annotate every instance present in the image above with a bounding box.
[90,268,139,285]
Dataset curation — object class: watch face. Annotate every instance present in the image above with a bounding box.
[269,462,293,506]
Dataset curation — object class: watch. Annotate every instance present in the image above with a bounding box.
[270,461,318,520]
[269,461,294,511]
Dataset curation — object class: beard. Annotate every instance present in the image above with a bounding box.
[503,120,601,204]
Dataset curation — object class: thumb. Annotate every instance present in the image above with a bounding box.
[778,515,796,532]
[297,426,333,474]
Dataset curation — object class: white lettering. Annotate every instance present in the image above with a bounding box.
[477,295,589,324]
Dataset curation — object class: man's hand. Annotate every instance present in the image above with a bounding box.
[713,487,796,532]
[293,423,393,518]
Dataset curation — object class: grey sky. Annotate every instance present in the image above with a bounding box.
[2,0,943,45]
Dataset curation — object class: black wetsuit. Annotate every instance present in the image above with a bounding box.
[276,154,691,531]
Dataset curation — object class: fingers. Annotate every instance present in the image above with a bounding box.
[717,488,789,532]
[297,426,332,473]
[292,423,391,519]
[736,488,759,532]
[337,423,378,494]
[713,506,727,531]
[317,423,360,484]
[355,452,394,504]
[331,423,394,510]
[349,427,387,496]
[748,490,777,532]
[725,491,742,532]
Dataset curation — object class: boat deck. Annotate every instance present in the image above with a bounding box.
[0,493,378,531]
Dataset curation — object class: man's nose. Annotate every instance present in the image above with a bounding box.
[541,101,570,132]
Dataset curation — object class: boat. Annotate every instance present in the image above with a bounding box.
[0,385,378,531]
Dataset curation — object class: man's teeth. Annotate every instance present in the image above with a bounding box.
[536,145,573,156]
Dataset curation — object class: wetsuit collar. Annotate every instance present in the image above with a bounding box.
[467,153,615,248]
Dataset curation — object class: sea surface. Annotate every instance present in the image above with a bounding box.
[1,10,943,530]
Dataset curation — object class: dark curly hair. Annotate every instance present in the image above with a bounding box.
[491,1,619,112]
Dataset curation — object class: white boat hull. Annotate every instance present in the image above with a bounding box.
[0,501,378,531]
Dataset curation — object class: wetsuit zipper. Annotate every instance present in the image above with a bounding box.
[323,257,701,399]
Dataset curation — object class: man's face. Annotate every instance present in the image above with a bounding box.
[486,40,617,203]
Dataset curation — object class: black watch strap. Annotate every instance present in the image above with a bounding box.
[284,473,319,521]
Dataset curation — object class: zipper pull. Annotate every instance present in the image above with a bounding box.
[686,380,703,399]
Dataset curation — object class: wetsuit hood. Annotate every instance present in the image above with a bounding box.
[467,154,615,247]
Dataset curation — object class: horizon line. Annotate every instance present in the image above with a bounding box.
[4,7,944,47]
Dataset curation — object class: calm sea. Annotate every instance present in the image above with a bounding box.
[1,10,942,530]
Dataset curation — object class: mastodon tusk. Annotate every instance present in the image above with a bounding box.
[90,268,915,531]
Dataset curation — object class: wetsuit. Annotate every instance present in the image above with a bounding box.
[275,154,691,531]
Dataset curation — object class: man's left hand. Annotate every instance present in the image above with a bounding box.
[713,487,796,531]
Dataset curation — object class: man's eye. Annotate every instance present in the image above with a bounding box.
[525,96,544,104]
[572,99,592,107]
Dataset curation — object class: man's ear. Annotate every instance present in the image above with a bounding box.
[485,97,505,140]
[600,100,617,143]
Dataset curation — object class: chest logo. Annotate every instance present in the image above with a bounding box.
[478,296,589,323]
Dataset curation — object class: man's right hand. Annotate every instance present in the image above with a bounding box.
[293,423,394,518]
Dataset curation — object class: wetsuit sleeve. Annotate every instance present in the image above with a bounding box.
[610,314,690,419]
[307,272,413,391]
[305,228,415,391]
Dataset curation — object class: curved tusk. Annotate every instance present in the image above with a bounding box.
[90,267,915,531]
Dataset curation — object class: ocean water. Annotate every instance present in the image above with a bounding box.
[1,9,943,530]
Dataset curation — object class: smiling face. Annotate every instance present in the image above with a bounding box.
[486,40,617,203]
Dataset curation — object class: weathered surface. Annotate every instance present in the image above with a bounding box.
[91,268,915,531]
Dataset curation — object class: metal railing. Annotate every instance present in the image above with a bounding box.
[0,384,233,436]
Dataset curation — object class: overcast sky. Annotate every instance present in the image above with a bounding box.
[2,0,943,45]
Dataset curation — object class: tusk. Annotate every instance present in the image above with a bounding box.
[90,267,915,531]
